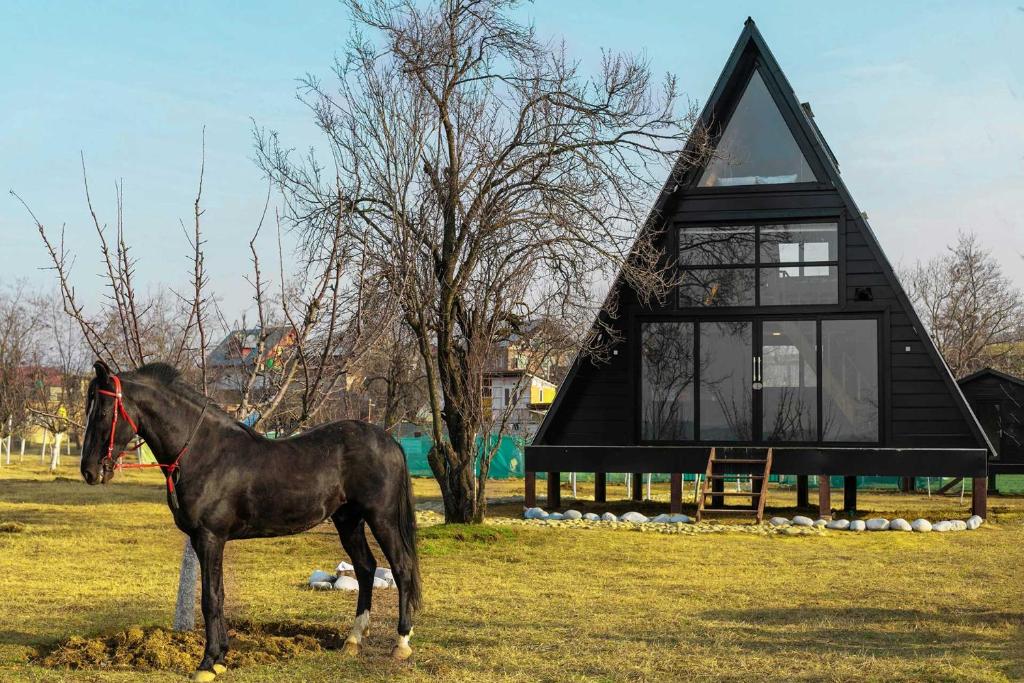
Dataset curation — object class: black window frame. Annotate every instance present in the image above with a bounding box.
[677,218,843,310]
[633,311,884,447]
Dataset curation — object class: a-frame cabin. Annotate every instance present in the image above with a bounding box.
[525,18,992,519]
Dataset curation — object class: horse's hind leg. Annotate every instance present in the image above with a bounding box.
[331,509,377,656]
[365,514,415,660]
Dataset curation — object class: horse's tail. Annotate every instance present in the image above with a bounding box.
[395,445,422,612]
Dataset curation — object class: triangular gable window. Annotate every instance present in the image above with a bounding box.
[699,70,817,187]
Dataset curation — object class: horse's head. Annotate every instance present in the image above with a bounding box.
[81,360,139,485]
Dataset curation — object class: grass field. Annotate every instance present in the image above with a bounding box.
[1,463,1022,682]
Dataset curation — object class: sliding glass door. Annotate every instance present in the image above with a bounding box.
[640,316,879,443]
[699,321,753,441]
[761,320,817,441]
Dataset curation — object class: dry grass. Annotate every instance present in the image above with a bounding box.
[1,463,1022,682]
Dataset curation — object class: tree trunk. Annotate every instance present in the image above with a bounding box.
[173,538,199,631]
[49,432,61,471]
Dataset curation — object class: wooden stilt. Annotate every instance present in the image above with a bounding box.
[631,472,643,501]
[843,476,857,513]
[524,472,536,508]
[670,473,682,514]
[797,475,809,508]
[972,477,987,518]
[818,475,831,520]
[546,472,560,509]
[594,473,607,503]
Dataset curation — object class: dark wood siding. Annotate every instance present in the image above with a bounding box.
[841,219,977,447]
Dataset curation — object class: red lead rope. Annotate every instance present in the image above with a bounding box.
[96,374,198,496]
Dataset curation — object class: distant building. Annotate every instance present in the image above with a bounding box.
[206,327,295,403]
[482,370,556,438]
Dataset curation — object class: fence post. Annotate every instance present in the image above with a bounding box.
[173,538,199,631]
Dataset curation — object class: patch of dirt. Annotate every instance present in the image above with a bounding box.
[0,521,26,533]
[35,621,346,672]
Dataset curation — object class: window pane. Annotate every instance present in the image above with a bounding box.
[680,268,755,307]
[698,71,817,187]
[641,323,695,440]
[822,319,878,441]
[760,266,838,305]
[679,226,755,266]
[762,321,817,441]
[760,223,838,263]
[699,322,752,440]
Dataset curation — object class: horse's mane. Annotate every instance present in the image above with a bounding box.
[133,362,264,440]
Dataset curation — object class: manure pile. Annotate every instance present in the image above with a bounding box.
[37,620,345,672]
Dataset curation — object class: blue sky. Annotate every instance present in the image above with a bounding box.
[2,1,1022,316]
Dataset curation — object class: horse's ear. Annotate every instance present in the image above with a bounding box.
[94,360,112,383]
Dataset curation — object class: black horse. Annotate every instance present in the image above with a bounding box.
[80,361,421,681]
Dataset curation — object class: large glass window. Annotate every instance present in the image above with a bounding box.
[699,321,753,441]
[698,71,817,187]
[762,321,817,441]
[679,268,756,307]
[641,323,695,440]
[822,319,878,441]
[679,222,838,307]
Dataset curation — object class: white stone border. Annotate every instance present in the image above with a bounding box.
[523,507,984,533]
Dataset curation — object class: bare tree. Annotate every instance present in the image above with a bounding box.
[0,281,44,460]
[904,231,1024,377]
[256,0,705,522]
[357,318,429,432]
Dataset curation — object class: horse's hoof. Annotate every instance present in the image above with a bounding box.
[212,663,227,675]
[192,671,217,683]
[343,639,360,657]
[392,643,413,661]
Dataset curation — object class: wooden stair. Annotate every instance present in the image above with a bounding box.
[696,447,774,524]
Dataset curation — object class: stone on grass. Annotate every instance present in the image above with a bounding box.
[524,507,548,520]
[813,519,828,527]
[865,518,889,531]
[966,515,983,530]
[849,520,866,532]
[336,561,354,574]
[546,512,564,521]
[375,567,394,582]
[931,520,952,532]
[948,520,967,531]
[562,509,583,520]
[309,570,333,585]
[583,512,600,521]
[669,514,692,524]
[911,518,932,533]
[311,581,335,591]
[791,515,814,527]
[372,576,391,589]
[650,514,672,523]
[619,511,649,523]
[334,576,359,591]
[889,518,912,531]
[600,512,618,522]
[769,517,790,527]
[825,519,850,530]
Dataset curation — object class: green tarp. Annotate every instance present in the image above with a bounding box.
[397,433,525,479]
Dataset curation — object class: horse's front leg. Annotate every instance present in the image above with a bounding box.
[191,529,228,682]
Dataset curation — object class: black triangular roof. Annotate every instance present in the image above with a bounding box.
[533,18,993,455]
[959,367,1024,389]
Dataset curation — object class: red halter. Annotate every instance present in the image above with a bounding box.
[94,373,201,498]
